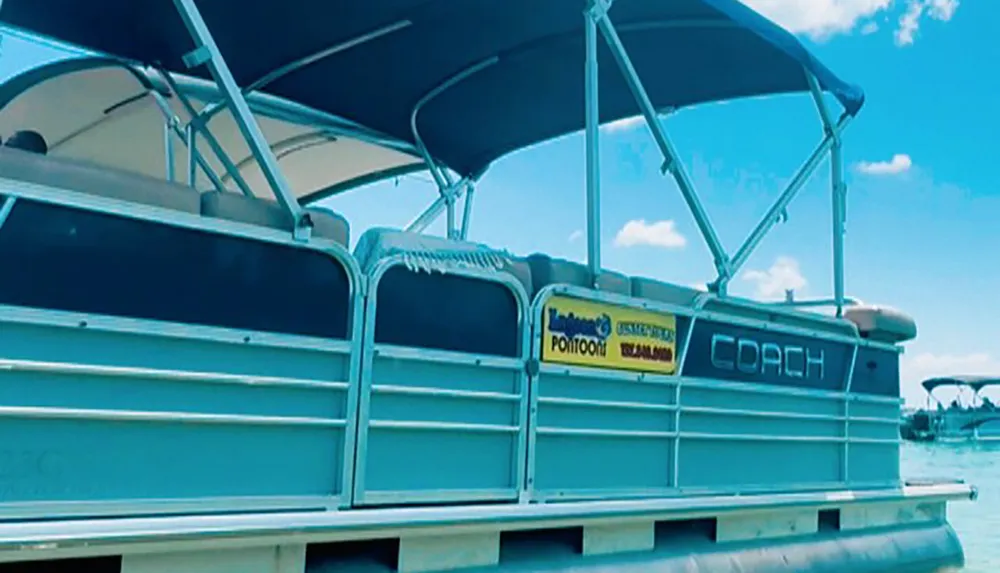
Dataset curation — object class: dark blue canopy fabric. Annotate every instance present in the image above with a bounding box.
[0,0,864,178]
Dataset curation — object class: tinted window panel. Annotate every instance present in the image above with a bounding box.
[373,265,520,357]
[0,200,350,339]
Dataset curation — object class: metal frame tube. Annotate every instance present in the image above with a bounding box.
[460,182,475,240]
[163,121,175,182]
[719,113,851,289]
[593,6,730,281]
[171,0,306,229]
[196,21,413,125]
[807,73,848,317]
[0,196,17,232]
[404,178,469,234]
[410,58,497,239]
[584,6,602,279]
[831,138,846,316]
[156,70,257,198]
[148,90,227,193]
[186,124,197,186]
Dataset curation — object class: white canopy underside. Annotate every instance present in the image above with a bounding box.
[0,62,425,203]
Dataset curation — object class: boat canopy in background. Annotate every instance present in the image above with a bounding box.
[0,0,865,178]
[922,376,1000,394]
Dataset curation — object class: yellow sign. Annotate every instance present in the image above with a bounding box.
[541,295,677,374]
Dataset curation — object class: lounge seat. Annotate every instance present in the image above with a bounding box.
[844,305,917,344]
[525,254,630,297]
[0,146,200,213]
[200,190,349,246]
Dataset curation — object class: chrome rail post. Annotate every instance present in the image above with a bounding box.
[807,72,848,317]
[460,182,475,240]
[154,69,258,199]
[148,89,228,193]
[163,121,175,182]
[584,2,603,280]
[0,196,16,232]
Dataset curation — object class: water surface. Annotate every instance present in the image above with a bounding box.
[901,441,999,572]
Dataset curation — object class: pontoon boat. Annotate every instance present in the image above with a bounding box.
[0,0,976,572]
[901,376,1000,442]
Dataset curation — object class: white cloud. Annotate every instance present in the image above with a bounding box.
[895,0,960,46]
[614,219,687,249]
[855,153,913,175]
[568,230,583,242]
[740,0,892,38]
[742,256,807,299]
[901,351,1000,404]
[740,0,958,44]
[603,115,644,132]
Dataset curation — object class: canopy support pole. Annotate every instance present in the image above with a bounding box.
[410,57,497,240]
[405,177,470,234]
[0,196,16,233]
[171,0,311,240]
[584,3,602,282]
[195,20,412,125]
[149,89,228,193]
[460,182,475,240]
[154,69,256,199]
[163,121,175,183]
[714,112,851,293]
[808,81,849,317]
[185,124,198,186]
[592,1,730,286]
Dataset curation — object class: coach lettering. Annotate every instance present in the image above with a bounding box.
[710,333,826,381]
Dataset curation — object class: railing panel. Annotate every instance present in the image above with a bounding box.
[0,195,365,518]
[528,288,685,500]
[352,253,530,506]
[0,312,358,519]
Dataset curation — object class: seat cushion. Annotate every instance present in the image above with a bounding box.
[0,147,200,213]
[200,190,349,246]
[844,305,917,344]
[525,253,630,297]
[631,276,703,307]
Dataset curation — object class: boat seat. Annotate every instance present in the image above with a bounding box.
[844,304,917,344]
[525,253,631,298]
[0,146,200,213]
[200,190,349,246]
[631,276,704,307]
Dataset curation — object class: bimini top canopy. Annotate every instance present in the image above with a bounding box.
[0,0,864,179]
[0,56,425,203]
[922,376,1000,394]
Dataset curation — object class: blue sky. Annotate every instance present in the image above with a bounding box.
[0,0,990,404]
